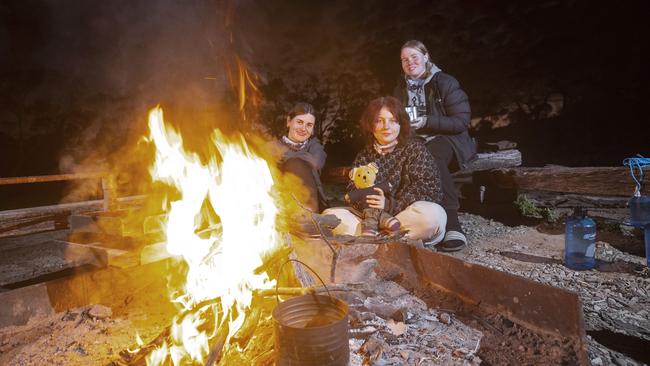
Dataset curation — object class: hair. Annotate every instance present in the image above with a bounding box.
[359,96,411,146]
[401,40,429,56]
[287,102,315,120]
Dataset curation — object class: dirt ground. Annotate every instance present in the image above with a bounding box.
[0,213,648,365]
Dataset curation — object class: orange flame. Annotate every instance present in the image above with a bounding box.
[144,106,279,365]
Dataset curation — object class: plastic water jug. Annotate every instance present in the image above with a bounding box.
[565,207,596,270]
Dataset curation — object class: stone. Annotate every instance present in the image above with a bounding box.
[439,313,451,325]
[87,304,112,320]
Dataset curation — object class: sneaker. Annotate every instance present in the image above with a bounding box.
[437,230,467,252]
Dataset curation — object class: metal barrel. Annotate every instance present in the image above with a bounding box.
[273,294,349,366]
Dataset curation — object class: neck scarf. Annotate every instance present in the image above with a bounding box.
[282,135,308,151]
[405,62,441,111]
[373,139,398,155]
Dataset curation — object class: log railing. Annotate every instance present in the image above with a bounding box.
[0,172,116,211]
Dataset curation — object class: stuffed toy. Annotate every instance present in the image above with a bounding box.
[344,162,401,236]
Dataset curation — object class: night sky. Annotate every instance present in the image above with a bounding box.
[1,0,648,206]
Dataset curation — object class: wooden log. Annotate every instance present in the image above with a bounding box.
[459,149,522,174]
[324,149,522,185]
[519,191,630,209]
[0,196,145,238]
[483,166,646,197]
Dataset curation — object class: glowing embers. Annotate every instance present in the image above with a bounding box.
[144,106,279,365]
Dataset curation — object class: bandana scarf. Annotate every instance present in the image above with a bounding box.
[373,140,398,155]
[282,136,308,151]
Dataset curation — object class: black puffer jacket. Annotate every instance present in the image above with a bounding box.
[394,72,476,169]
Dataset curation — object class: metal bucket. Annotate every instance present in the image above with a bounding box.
[273,293,349,366]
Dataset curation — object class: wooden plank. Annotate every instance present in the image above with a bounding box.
[0,196,145,238]
[69,209,144,237]
[487,166,645,197]
[140,242,173,265]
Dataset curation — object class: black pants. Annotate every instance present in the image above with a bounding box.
[425,138,462,233]
[282,158,320,212]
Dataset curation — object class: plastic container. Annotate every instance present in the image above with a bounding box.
[565,207,597,270]
[628,194,650,266]
[629,195,650,227]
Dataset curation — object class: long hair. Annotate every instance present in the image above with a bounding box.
[359,96,411,146]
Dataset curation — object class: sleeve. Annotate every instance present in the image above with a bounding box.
[421,73,471,135]
[392,141,442,213]
[307,139,327,171]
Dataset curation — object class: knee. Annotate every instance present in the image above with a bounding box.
[413,201,446,230]
[322,207,361,236]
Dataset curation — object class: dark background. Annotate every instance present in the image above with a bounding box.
[1,0,648,209]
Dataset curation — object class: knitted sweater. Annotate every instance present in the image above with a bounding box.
[348,139,442,215]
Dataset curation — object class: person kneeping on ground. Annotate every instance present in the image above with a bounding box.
[323,96,447,243]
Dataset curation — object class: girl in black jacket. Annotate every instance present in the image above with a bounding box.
[394,40,476,251]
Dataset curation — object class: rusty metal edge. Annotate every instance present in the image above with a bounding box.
[374,243,588,365]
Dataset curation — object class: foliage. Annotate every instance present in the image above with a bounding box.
[515,194,558,222]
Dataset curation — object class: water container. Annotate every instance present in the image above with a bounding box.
[565,207,597,270]
[628,194,650,266]
[629,195,650,227]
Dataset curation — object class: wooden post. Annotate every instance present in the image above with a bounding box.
[101,175,117,211]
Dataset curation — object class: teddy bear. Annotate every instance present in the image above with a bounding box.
[344,162,401,236]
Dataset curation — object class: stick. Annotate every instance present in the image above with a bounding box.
[290,193,340,282]
[232,306,262,349]
[205,322,229,366]
[256,283,371,297]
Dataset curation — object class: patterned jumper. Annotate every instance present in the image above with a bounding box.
[348,138,442,216]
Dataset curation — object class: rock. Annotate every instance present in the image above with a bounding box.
[363,297,405,321]
[439,313,451,325]
[88,304,112,319]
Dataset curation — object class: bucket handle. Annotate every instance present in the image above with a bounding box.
[275,259,331,303]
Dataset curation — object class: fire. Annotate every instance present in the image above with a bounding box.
[144,106,279,365]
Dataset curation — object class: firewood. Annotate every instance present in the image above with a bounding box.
[205,323,228,366]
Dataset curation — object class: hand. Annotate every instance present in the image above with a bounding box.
[410,116,426,130]
[366,187,386,210]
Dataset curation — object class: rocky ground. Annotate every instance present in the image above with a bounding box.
[0,212,648,365]
[451,213,649,366]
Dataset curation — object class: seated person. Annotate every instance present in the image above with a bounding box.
[394,39,476,251]
[266,102,340,235]
[323,96,447,242]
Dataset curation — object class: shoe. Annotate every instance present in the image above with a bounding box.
[437,230,467,252]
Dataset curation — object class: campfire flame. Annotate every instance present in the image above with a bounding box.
[144,106,279,365]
